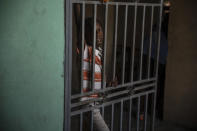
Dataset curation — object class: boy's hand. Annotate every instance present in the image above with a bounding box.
[107,77,118,87]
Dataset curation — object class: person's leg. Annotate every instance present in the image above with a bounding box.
[93,109,110,131]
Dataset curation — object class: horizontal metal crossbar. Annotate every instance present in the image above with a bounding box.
[71,82,155,108]
[71,89,155,116]
[72,0,161,6]
[71,78,156,99]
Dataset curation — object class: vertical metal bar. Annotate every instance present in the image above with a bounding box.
[81,2,85,94]
[91,4,97,91]
[144,94,149,131]
[91,111,93,131]
[64,0,72,130]
[147,6,154,79]
[112,4,119,80]
[122,5,128,84]
[80,113,83,131]
[139,5,146,80]
[111,104,114,131]
[137,97,141,131]
[154,3,163,79]
[129,98,132,131]
[120,100,123,131]
[102,3,108,89]
[130,2,137,82]
[90,110,94,131]
[102,106,105,117]
[152,1,164,130]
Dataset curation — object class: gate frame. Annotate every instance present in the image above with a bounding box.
[64,0,164,131]
[64,0,72,130]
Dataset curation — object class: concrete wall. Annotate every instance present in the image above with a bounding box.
[0,0,64,131]
[164,0,197,129]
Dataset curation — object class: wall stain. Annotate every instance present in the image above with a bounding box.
[33,1,47,16]
[34,7,46,16]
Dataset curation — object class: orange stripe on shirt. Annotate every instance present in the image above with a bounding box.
[83,56,102,65]
[83,71,102,80]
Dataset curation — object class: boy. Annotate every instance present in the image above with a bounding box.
[74,4,110,131]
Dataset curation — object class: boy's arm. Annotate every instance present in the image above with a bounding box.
[106,77,118,87]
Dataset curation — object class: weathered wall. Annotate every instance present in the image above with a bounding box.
[164,0,197,129]
[0,0,64,131]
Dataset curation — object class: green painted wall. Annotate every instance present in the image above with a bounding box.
[0,0,64,131]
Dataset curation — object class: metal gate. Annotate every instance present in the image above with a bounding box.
[65,0,164,131]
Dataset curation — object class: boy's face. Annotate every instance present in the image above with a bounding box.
[96,23,104,48]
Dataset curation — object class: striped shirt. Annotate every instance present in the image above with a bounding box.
[79,45,102,101]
